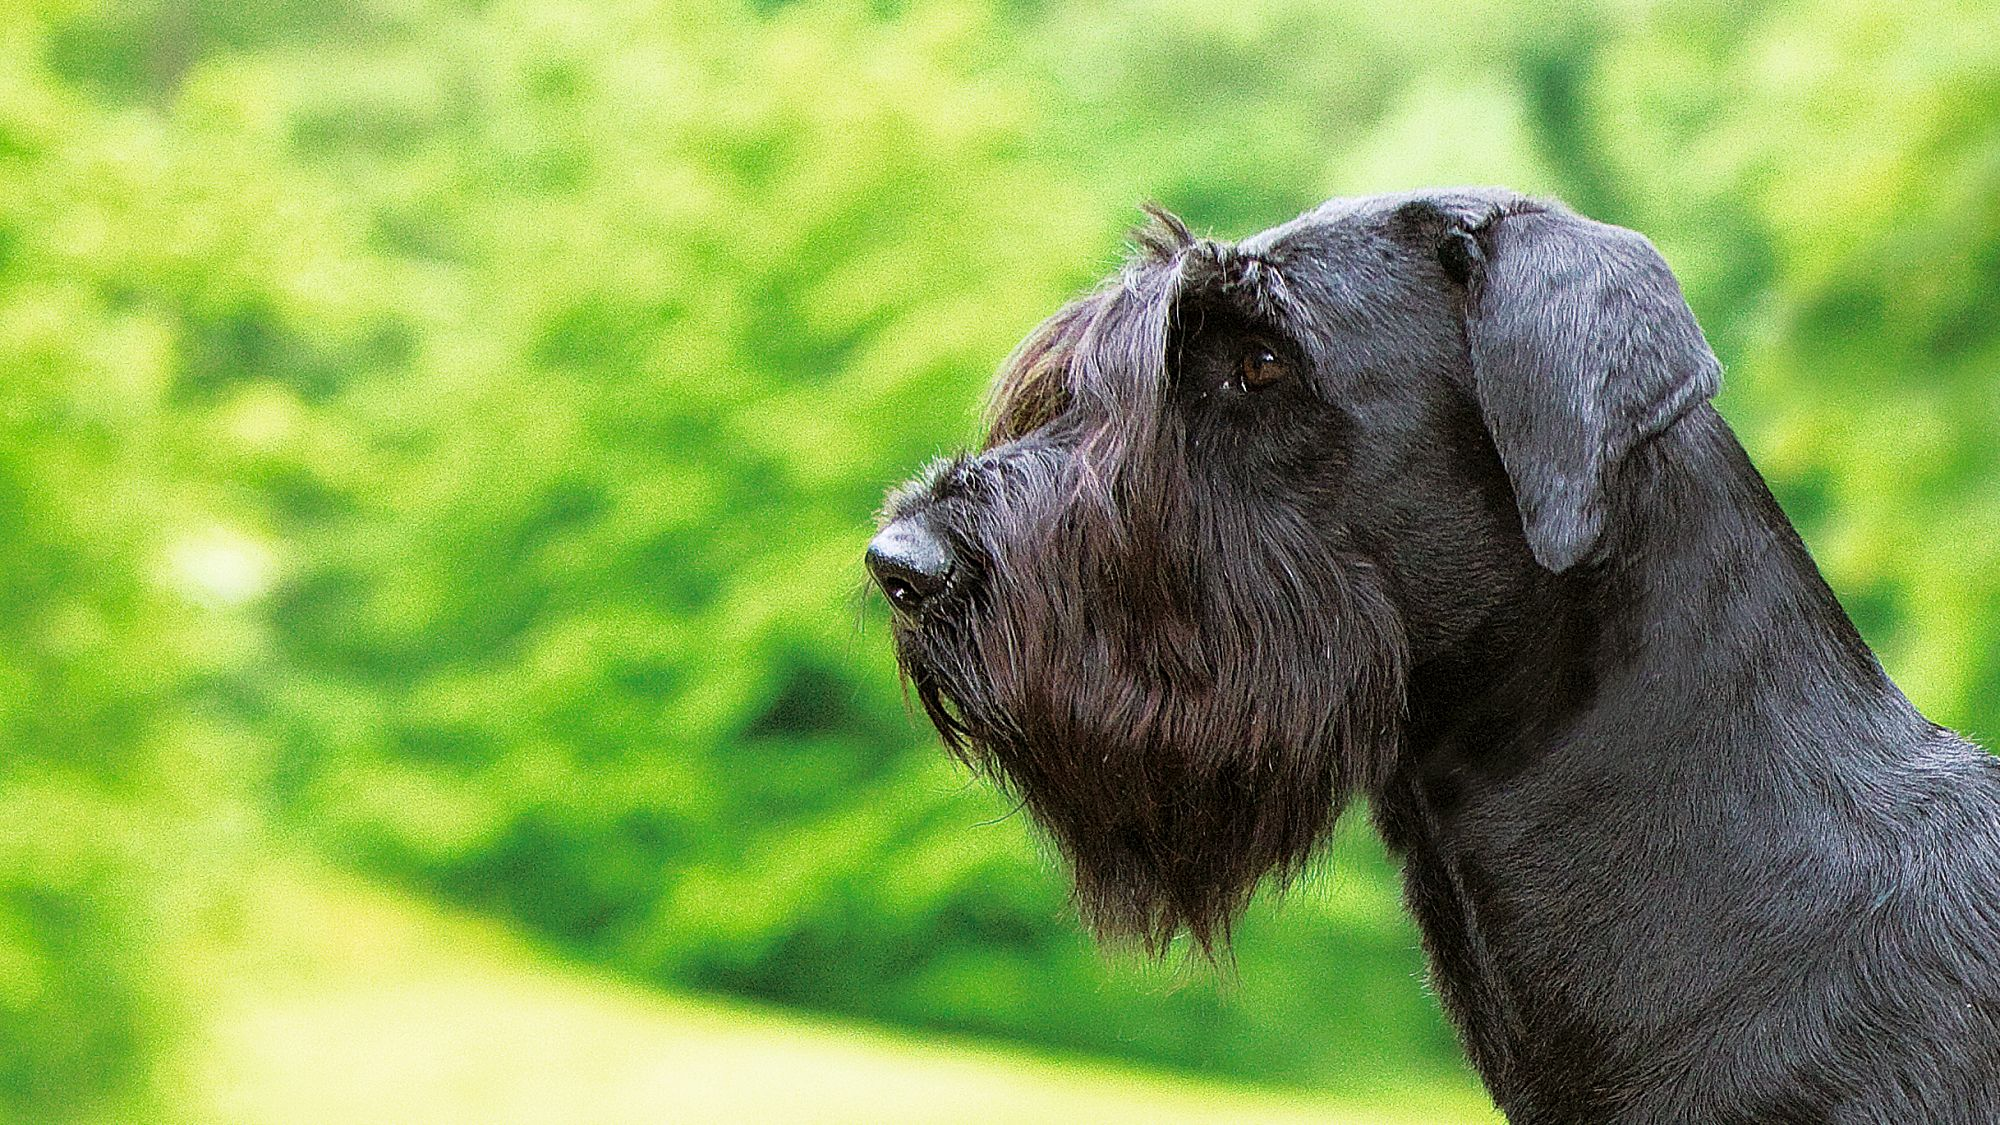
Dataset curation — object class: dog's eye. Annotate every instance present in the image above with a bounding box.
[1238,345,1289,391]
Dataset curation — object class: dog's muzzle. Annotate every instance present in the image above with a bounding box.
[867,517,953,614]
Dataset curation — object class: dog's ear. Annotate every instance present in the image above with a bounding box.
[1445,204,1721,573]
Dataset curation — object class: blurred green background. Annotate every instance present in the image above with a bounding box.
[4,1,1998,1121]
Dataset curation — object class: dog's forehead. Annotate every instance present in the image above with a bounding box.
[1235,197,1376,255]
[1238,187,1521,257]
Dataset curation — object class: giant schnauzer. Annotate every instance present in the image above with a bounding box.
[867,189,2000,1123]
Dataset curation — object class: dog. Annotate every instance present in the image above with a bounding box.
[866,188,2000,1123]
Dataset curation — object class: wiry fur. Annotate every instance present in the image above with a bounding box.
[888,218,1405,951]
[872,188,2000,1122]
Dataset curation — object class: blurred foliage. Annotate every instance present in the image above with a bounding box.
[2,0,1998,1117]
[0,13,257,1119]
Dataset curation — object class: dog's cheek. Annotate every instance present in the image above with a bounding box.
[1184,401,1350,503]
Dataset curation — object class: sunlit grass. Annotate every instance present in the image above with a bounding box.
[182,860,1500,1124]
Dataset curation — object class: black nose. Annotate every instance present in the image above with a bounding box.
[867,519,952,612]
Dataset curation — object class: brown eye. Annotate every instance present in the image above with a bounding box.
[1239,345,1288,390]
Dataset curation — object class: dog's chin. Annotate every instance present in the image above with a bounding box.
[899,581,1408,954]
[918,677,1374,955]
[1007,735,1348,957]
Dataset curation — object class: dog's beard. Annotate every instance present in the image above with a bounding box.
[897,486,1407,954]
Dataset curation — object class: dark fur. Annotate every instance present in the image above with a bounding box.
[872,188,2000,1122]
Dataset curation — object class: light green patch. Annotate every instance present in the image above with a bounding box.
[181,861,1500,1125]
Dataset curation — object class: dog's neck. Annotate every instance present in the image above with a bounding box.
[1380,404,1951,1111]
[1601,407,1917,738]
[1406,405,1926,783]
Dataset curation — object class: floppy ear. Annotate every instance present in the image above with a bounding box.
[1450,204,1721,573]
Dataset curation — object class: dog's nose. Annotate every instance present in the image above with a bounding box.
[867,519,952,613]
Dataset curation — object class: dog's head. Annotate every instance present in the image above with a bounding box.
[870,189,1720,951]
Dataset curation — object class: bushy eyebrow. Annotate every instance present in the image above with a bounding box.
[983,207,1300,449]
[984,297,1095,446]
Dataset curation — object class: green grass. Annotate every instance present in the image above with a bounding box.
[179,862,1501,1124]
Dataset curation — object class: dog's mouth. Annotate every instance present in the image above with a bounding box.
[887,606,992,753]
[907,666,980,755]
